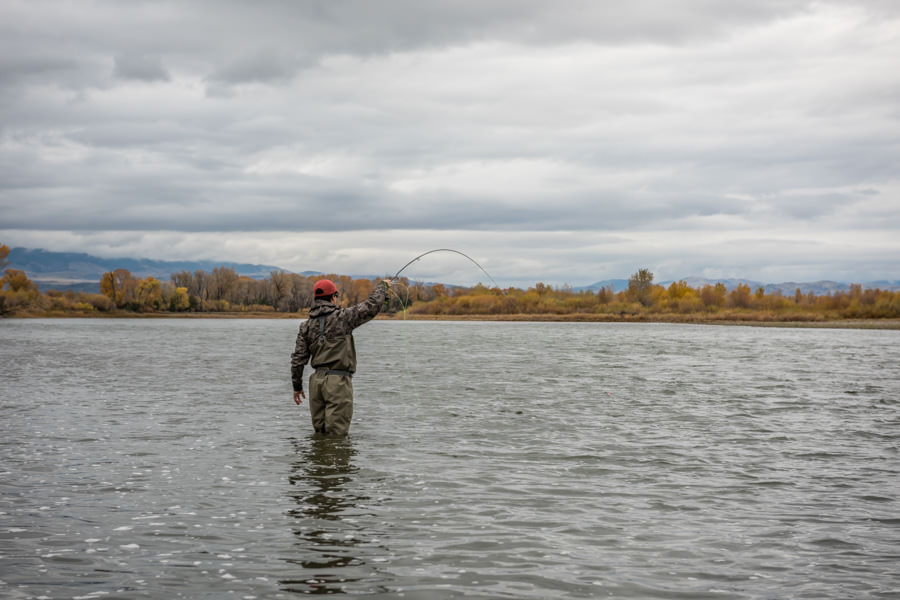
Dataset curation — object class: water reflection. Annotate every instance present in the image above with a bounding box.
[281,436,381,595]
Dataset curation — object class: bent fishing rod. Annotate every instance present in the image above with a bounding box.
[390,248,500,290]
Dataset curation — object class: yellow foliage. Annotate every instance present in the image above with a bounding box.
[135,276,162,310]
[3,256,900,321]
[170,287,191,311]
[3,269,37,293]
[100,269,138,308]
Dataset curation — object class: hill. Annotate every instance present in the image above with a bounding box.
[577,276,900,295]
[6,247,312,293]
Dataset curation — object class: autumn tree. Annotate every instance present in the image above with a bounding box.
[728,283,752,309]
[336,275,355,302]
[3,269,37,293]
[412,282,434,302]
[1,268,41,314]
[193,270,208,308]
[135,276,163,311]
[754,286,766,306]
[208,266,238,302]
[170,286,191,311]
[100,269,138,308]
[627,268,655,307]
[228,276,259,307]
[596,286,615,305]
[665,280,701,313]
[171,270,193,293]
[269,270,292,310]
[700,283,727,310]
[288,274,314,311]
[350,278,374,304]
[0,244,9,270]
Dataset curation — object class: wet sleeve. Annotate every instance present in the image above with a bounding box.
[345,283,388,329]
[290,323,310,392]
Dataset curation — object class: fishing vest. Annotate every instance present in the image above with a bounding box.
[310,314,357,374]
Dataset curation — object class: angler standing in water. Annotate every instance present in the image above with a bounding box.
[291,278,392,436]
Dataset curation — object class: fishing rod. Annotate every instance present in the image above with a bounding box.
[390,248,501,290]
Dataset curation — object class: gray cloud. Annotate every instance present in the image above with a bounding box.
[113,54,170,82]
[1,0,898,284]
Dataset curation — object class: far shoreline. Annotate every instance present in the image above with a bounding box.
[6,311,900,330]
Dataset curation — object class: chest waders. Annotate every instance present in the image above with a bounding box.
[308,315,356,436]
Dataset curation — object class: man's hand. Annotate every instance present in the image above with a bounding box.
[293,390,306,405]
[382,278,393,289]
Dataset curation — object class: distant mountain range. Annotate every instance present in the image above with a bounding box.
[6,247,899,295]
[5,247,317,293]
[576,277,900,295]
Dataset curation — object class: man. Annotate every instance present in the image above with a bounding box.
[291,278,391,436]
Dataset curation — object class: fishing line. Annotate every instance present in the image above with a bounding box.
[384,278,421,401]
[385,248,500,402]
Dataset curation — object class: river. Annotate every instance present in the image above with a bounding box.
[1,318,898,598]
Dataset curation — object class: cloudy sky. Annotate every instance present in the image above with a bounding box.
[2,0,898,287]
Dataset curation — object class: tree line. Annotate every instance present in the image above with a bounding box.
[406,270,900,321]
[2,244,898,320]
[0,243,411,316]
[96,267,404,313]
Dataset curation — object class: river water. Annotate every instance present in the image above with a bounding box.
[1,318,898,599]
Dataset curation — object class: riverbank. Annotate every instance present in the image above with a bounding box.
[6,309,900,329]
[388,313,900,329]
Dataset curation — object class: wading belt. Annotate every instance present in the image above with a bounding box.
[316,368,352,377]
[315,315,352,378]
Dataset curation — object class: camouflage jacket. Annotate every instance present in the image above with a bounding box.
[290,283,387,392]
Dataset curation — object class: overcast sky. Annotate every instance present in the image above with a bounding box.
[2,0,898,287]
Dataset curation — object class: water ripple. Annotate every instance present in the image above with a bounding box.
[1,319,898,598]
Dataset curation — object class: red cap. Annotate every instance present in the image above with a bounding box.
[314,279,338,297]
